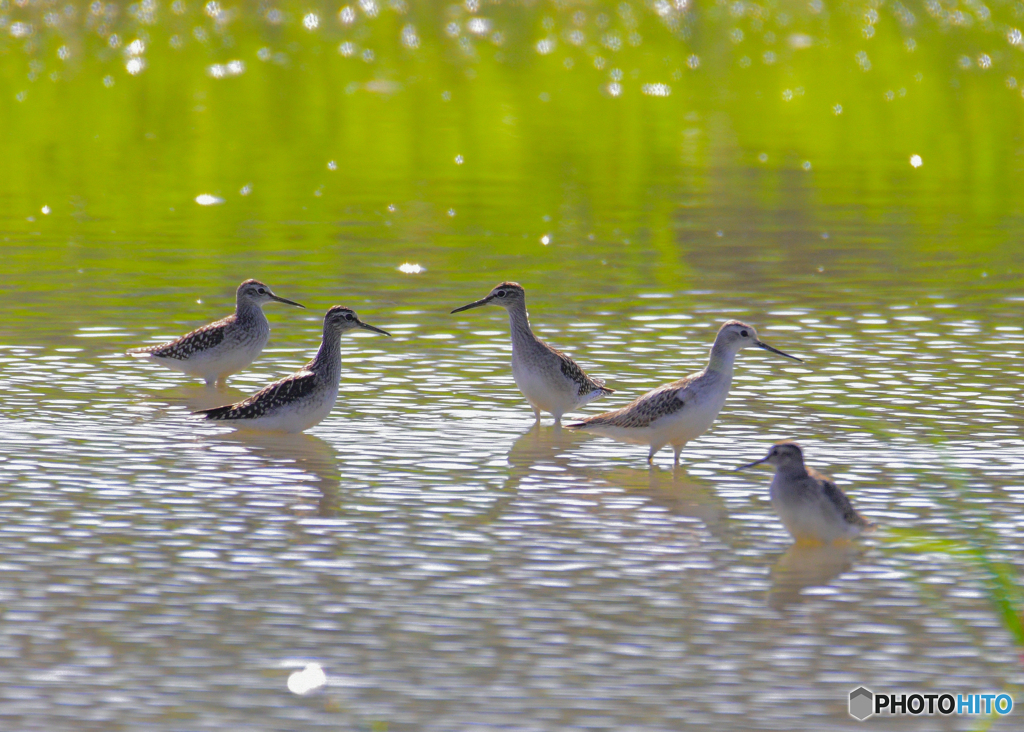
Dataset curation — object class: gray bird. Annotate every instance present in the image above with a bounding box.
[451,281,613,424]
[568,320,801,464]
[737,441,874,544]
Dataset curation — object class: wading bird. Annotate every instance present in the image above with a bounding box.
[567,320,801,464]
[193,306,389,433]
[736,441,873,544]
[127,279,304,386]
[451,282,613,424]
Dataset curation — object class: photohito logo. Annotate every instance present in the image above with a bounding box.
[849,687,874,721]
[848,687,1013,721]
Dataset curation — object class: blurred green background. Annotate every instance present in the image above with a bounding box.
[2,0,1022,280]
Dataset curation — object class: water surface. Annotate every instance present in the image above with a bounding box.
[2,1,1024,729]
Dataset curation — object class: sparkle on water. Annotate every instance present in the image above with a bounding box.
[2,0,1024,729]
[287,663,328,696]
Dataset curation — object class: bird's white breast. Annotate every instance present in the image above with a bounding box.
[511,349,576,415]
[770,476,858,543]
[649,378,730,444]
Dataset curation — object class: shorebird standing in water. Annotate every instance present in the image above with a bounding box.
[736,441,873,544]
[567,320,801,464]
[451,282,614,424]
[193,306,390,433]
[127,279,304,387]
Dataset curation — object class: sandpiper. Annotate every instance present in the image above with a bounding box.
[451,282,614,424]
[193,306,390,433]
[127,279,304,386]
[566,320,801,463]
[736,441,873,544]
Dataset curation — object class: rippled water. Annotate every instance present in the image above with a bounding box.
[3,215,1024,729]
[4,1,1024,729]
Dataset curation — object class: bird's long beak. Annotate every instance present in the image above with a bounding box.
[450,296,492,314]
[358,321,391,336]
[755,340,802,362]
[735,455,771,471]
[270,293,306,308]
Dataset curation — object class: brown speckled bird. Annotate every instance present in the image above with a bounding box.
[127,279,304,386]
[193,306,389,433]
[567,320,801,464]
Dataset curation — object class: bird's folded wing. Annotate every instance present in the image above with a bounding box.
[556,350,605,396]
[197,370,317,420]
[130,317,230,359]
[820,478,869,527]
[579,376,694,429]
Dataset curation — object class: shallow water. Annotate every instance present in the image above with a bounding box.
[3,225,1024,730]
[4,1,1024,730]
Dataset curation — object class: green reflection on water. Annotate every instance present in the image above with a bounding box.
[0,1,1021,325]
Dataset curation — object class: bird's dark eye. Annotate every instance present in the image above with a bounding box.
[740,329,749,337]
[257,288,266,294]
[345,313,355,321]
[496,290,506,298]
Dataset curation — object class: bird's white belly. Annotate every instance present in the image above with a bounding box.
[158,338,264,381]
[770,483,856,543]
[512,355,575,415]
[773,499,839,542]
[650,389,728,444]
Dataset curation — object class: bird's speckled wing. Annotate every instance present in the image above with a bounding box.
[555,348,614,396]
[811,468,871,528]
[572,373,702,429]
[196,370,319,421]
[128,315,231,360]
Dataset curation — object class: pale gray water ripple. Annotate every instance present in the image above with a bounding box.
[0,297,1022,730]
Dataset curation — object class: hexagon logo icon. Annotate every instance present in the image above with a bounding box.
[849,687,874,721]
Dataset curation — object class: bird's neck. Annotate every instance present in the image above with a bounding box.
[235,298,267,327]
[777,462,810,481]
[507,301,535,345]
[706,342,737,376]
[309,326,343,379]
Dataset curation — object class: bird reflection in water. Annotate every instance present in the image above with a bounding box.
[466,423,591,525]
[588,460,733,548]
[500,424,731,544]
[506,423,589,477]
[128,381,252,421]
[767,542,866,611]
[201,429,341,516]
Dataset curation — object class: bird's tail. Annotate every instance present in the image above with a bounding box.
[192,404,235,421]
[126,345,160,357]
